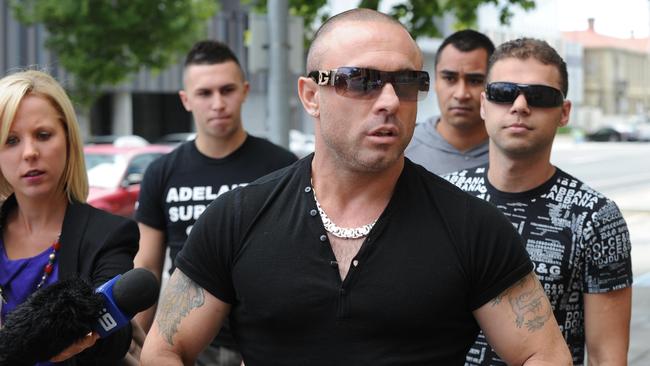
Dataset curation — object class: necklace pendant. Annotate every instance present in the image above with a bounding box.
[312,188,378,240]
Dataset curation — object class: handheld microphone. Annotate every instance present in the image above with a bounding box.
[0,268,159,364]
[94,268,159,337]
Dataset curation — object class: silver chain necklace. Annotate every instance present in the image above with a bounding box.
[312,185,377,239]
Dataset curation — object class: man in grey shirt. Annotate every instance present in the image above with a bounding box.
[406,30,494,175]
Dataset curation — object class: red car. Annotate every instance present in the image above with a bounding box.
[85,144,173,217]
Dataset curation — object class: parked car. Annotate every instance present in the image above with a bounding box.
[156,132,196,145]
[85,144,173,217]
[635,122,650,141]
[86,134,149,146]
[585,122,638,142]
[585,127,627,142]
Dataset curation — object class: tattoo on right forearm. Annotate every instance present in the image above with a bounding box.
[156,271,205,345]
[491,273,552,332]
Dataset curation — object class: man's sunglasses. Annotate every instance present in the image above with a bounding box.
[308,67,430,102]
[485,82,565,108]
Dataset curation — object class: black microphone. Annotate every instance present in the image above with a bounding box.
[0,268,159,365]
[94,268,159,337]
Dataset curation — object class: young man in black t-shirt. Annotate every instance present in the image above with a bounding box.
[133,40,296,366]
[446,38,633,366]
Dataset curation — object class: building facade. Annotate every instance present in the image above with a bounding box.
[563,18,650,125]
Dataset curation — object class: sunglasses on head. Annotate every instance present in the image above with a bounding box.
[308,67,430,102]
[485,82,565,108]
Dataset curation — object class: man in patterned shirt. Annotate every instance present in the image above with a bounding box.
[446,38,633,366]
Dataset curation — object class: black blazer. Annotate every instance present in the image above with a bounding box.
[1,194,139,365]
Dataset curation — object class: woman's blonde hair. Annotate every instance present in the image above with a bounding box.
[0,70,88,202]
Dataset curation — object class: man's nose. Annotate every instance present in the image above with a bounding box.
[453,81,471,100]
[510,93,531,114]
[211,94,225,109]
[375,83,401,114]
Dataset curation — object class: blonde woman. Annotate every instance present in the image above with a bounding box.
[0,70,138,365]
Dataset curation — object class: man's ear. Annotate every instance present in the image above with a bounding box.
[242,81,251,100]
[178,90,191,112]
[559,99,572,127]
[298,76,320,118]
[480,92,487,120]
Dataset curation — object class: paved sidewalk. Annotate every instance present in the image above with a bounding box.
[630,286,650,365]
[621,210,650,364]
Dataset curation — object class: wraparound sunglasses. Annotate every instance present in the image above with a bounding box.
[485,82,565,108]
[308,67,430,102]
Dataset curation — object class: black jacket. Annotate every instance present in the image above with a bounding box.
[1,194,139,365]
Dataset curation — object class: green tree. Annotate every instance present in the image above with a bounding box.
[246,0,536,40]
[11,0,218,106]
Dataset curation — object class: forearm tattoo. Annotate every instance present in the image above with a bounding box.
[156,271,205,345]
[491,273,552,332]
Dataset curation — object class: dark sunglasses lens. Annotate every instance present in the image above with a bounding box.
[335,68,383,99]
[487,82,563,107]
[524,85,564,107]
[334,68,429,101]
[392,71,429,101]
[487,82,519,104]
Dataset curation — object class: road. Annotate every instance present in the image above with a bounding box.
[552,136,650,365]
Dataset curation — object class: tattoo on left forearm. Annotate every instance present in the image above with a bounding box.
[508,273,552,332]
[491,273,552,332]
[156,271,205,345]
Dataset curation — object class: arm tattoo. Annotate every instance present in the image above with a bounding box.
[491,273,552,332]
[156,270,205,345]
[490,293,504,306]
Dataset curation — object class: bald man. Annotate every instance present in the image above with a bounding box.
[141,9,572,365]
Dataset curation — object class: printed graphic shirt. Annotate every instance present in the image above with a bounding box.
[445,165,633,366]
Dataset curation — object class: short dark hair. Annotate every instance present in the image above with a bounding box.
[488,38,568,96]
[434,29,495,69]
[184,40,243,72]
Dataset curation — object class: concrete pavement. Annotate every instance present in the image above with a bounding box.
[625,212,650,365]
[630,286,650,365]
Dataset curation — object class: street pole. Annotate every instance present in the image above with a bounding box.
[267,0,290,148]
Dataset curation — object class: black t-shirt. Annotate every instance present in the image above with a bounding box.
[176,156,533,365]
[136,135,297,265]
[445,165,633,366]
[135,135,297,349]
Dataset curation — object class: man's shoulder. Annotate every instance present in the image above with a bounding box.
[404,161,519,238]
[246,135,298,159]
[548,168,615,212]
[145,141,191,170]
[405,160,487,205]
[203,157,307,217]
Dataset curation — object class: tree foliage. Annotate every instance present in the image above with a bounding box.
[11,0,218,106]
[246,0,536,39]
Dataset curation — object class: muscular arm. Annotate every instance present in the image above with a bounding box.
[474,272,572,365]
[141,269,229,365]
[584,287,631,365]
[133,223,167,332]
